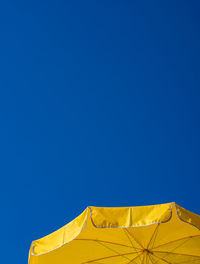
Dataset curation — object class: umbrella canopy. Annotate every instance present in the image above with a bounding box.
[29,202,200,264]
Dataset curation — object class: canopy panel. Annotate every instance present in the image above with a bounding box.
[89,203,172,228]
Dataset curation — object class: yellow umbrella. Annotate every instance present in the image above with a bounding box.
[29,202,200,264]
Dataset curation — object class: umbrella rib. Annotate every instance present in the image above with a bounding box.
[124,229,144,249]
[170,259,200,264]
[152,236,193,262]
[142,252,145,264]
[124,228,145,264]
[151,235,200,250]
[153,250,200,258]
[94,240,133,261]
[81,251,139,264]
[152,253,173,264]
[123,229,141,251]
[123,229,144,264]
[149,253,160,264]
[75,238,135,249]
[149,254,156,264]
[88,262,106,264]
[147,224,160,249]
[146,254,150,264]
[125,252,143,264]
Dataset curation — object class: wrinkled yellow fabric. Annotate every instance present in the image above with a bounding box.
[90,203,172,227]
[29,202,200,264]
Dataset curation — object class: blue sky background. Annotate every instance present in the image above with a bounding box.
[0,1,200,263]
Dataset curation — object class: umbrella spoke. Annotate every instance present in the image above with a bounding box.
[153,251,200,258]
[81,252,139,264]
[88,262,106,264]
[146,254,151,264]
[149,254,157,264]
[75,238,135,249]
[152,253,173,264]
[142,252,145,264]
[94,240,132,261]
[124,229,144,249]
[151,235,195,262]
[163,258,200,264]
[123,229,144,263]
[125,253,143,264]
[123,229,142,251]
[152,235,200,250]
[147,224,160,249]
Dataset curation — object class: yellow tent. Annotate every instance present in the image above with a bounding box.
[29,202,200,264]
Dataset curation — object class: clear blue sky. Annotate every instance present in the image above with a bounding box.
[0,1,200,263]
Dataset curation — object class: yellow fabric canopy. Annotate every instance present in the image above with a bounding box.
[29,202,200,264]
